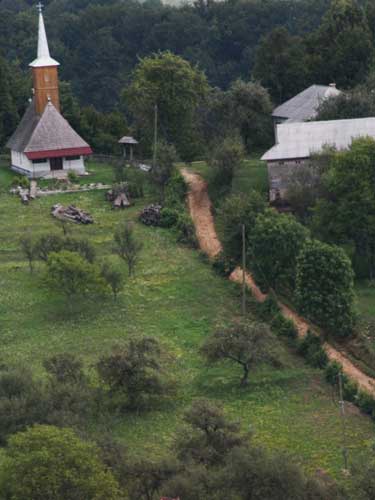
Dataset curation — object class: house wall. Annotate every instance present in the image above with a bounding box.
[63,156,85,174]
[11,151,86,178]
[267,159,309,201]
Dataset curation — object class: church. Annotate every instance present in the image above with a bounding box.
[7,3,92,178]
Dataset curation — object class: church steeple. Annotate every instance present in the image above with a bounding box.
[30,2,60,114]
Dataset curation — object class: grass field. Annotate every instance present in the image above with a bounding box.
[0,161,374,488]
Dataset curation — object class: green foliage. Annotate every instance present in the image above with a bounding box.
[297,331,328,369]
[295,239,356,337]
[164,170,187,208]
[160,207,179,228]
[175,399,245,466]
[357,390,375,416]
[211,251,237,278]
[151,142,178,202]
[312,138,375,280]
[113,222,143,276]
[0,55,19,148]
[217,191,266,263]
[248,210,309,291]
[124,51,209,160]
[43,353,85,385]
[67,170,79,183]
[45,250,106,301]
[208,136,245,200]
[255,294,280,322]
[97,337,169,411]
[201,319,279,386]
[174,212,197,247]
[11,175,29,188]
[0,425,120,500]
[254,27,309,104]
[19,232,36,273]
[35,234,96,263]
[271,314,298,343]
[101,261,124,300]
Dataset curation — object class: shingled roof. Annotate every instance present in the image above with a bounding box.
[262,117,375,162]
[272,84,341,123]
[7,100,92,159]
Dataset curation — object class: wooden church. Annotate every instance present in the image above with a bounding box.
[7,3,92,178]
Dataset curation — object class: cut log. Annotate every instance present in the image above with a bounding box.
[51,204,94,224]
[139,204,162,226]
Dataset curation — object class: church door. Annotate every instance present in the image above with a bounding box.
[50,157,63,170]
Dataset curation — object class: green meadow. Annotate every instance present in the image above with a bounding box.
[0,159,373,487]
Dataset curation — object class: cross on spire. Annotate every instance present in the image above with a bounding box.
[37,2,43,13]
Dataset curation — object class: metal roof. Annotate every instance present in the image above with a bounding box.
[29,10,59,68]
[262,117,375,162]
[119,136,138,144]
[272,85,341,122]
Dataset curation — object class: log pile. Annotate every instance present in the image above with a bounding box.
[51,204,94,224]
[105,183,131,209]
[139,204,162,226]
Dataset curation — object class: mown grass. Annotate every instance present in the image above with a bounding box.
[0,162,374,488]
[356,282,375,319]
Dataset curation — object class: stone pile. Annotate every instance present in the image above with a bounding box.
[139,204,162,226]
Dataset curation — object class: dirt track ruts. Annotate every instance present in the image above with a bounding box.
[182,168,375,396]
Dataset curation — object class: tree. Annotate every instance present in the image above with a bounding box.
[306,0,374,88]
[97,337,168,410]
[354,457,375,500]
[253,27,309,104]
[295,239,356,337]
[0,425,120,500]
[151,141,178,202]
[101,261,124,300]
[312,138,375,279]
[0,367,46,445]
[175,399,245,466]
[123,51,209,159]
[113,222,143,277]
[19,233,36,273]
[45,251,106,302]
[0,54,19,147]
[218,191,266,263]
[201,320,278,386]
[43,353,85,385]
[248,210,310,291]
[208,135,245,199]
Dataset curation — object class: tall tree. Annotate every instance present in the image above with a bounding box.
[0,54,19,148]
[123,51,209,160]
[253,27,309,104]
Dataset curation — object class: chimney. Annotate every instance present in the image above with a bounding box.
[329,83,336,88]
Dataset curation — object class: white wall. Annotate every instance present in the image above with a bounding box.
[63,156,85,174]
[11,151,87,178]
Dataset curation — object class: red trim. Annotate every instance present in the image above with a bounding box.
[25,147,92,160]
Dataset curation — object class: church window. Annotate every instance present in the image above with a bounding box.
[32,158,47,164]
[65,155,80,161]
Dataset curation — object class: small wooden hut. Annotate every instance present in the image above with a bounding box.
[118,136,138,161]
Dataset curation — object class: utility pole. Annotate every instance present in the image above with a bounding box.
[242,224,246,316]
[338,371,349,471]
[152,104,158,169]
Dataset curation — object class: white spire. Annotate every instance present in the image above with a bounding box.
[29,2,60,68]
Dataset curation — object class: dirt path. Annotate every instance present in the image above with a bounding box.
[182,169,375,397]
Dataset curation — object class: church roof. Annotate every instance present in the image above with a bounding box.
[272,84,341,123]
[7,100,92,159]
[262,117,375,162]
[29,9,59,68]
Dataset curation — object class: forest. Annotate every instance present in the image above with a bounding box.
[2,0,375,157]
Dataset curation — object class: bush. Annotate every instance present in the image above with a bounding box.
[357,391,375,416]
[295,239,356,337]
[255,294,280,322]
[175,213,197,247]
[271,314,298,343]
[12,175,30,188]
[211,252,237,277]
[160,207,180,228]
[217,192,266,264]
[164,171,187,208]
[297,331,328,369]
[68,171,79,183]
[324,361,344,385]
[248,210,309,292]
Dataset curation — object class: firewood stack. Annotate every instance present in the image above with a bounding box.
[51,204,94,224]
[139,204,162,226]
[106,183,131,209]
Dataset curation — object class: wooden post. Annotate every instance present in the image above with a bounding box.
[153,104,158,169]
[338,371,349,471]
[242,224,246,316]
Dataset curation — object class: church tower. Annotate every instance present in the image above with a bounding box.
[7,2,92,179]
[29,2,60,114]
